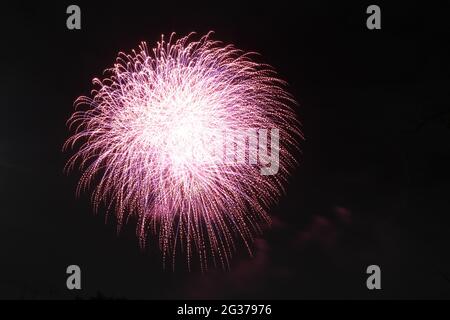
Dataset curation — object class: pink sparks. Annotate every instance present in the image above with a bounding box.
[64,32,301,270]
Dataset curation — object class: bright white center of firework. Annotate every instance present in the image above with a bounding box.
[165,113,208,166]
[140,91,221,171]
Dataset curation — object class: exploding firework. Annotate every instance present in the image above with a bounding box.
[65,32,301,270]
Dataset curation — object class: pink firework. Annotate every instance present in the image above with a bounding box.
[65,32,301,270]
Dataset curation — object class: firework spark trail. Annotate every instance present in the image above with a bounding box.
[65,32,301,270]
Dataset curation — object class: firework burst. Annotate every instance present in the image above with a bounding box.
[65,32,301,270]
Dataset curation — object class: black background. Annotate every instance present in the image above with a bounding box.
[1,0,450,299]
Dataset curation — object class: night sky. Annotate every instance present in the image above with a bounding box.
[1,1,450,299]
